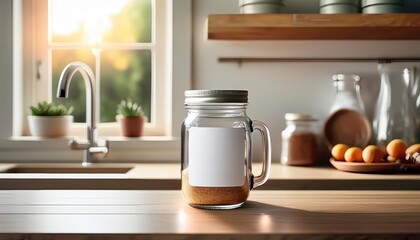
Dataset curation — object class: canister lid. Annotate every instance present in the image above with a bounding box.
[361,0,405,7]
[239,0,285,6]
[285,113,317,121]
[185,90,248,104]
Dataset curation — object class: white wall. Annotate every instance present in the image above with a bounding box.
[1,0,419,163]
[192,0,420,163]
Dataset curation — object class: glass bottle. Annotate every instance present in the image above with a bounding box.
[181,90,271,210]
[329,74,366,114]
[281,113,319,166]
[412,67,420,143]
[325,74,370,150]
[373,63,418,149]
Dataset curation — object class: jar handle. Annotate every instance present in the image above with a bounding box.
[251,120,272,189]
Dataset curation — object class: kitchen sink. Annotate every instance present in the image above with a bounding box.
[0,163,180,190]
[2,163,134,174]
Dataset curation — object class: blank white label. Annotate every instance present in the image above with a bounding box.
[188,127,245,187]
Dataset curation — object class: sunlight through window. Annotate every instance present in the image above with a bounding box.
[50,0,128,44]
[49,0,152,123]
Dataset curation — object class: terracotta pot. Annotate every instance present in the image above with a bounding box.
[27,115,73,138]
[119,116,144,137]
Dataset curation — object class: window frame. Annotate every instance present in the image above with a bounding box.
[0,0,191,163]
[29,0,170,137]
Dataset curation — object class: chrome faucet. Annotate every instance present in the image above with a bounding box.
[57,61,108,166]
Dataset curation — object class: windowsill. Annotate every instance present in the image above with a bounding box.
[0,136,180,162]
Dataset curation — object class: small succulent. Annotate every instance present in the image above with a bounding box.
[117,99,144,117]
[30,101,74,116]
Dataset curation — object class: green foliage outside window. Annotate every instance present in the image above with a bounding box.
[51,0,152,123]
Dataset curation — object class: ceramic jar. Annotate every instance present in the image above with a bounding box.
[361,0,405,13]
[239,0,285,14]
[320,0,360,14]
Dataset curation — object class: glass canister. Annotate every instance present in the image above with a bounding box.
[181,90,271,210]
[373,63,418,149]
[413,67,420,143]
[281,113,319,166]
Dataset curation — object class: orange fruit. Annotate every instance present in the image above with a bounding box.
[386,139,407,159]
[344,147,363,162]
[362,145,383,163]
[331,144,349,161]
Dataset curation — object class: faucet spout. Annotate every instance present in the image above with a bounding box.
[57,61,107,165]
[57,62,96,130]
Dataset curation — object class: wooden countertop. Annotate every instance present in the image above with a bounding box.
[1,163,420,190]
[0,190,420,239]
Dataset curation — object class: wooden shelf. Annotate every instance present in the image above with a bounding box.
[207,13,420,40]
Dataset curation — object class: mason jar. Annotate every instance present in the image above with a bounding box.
[181,90,271,210]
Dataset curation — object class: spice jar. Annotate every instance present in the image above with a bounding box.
[281,113,319,166]
[181,90,271,210]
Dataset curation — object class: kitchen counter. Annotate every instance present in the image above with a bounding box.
[1,163,420,190]
[0,190,419,239]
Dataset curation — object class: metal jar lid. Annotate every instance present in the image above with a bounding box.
[285,113,317,121]
[185,90,248,104]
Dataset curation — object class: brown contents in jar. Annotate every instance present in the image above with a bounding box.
[287,132,319,165]
[181,169,249,206]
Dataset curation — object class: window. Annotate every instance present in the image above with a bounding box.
[1,0,190,162]
[24,0,171,137]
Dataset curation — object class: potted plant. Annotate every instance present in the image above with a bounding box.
[28,101,74,138]
[116,99,145,137]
